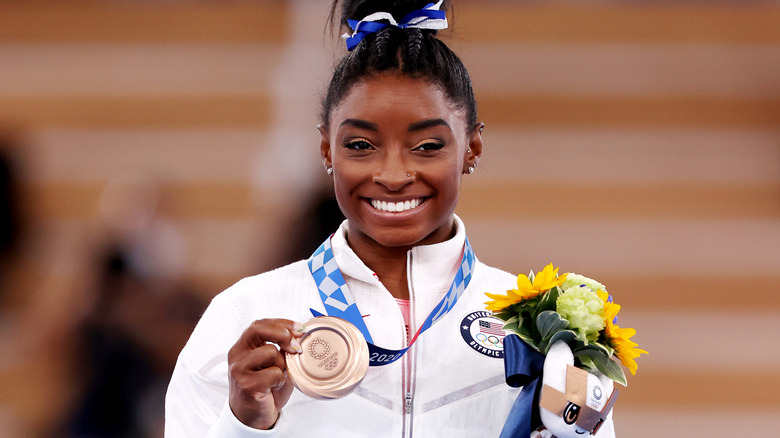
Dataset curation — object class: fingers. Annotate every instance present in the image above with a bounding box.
[228,318,308,387]
[226,319,307,430]
[229,365,285,430]
[238,343,287,373]
[272,374,295,410]
[230,319,307,358]
[232,355,287,394]
[228,343,287,409]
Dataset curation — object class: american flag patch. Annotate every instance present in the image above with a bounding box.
[479,319,505,336]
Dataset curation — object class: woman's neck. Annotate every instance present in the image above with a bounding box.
[346,235,411,300]
[343,219,458,301]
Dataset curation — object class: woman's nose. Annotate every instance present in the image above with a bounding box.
[372,150,413,191]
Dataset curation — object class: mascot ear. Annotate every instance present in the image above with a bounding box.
[538,341,618,437]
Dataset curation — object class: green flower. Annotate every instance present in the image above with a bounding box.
[556,285,606,343]
[560,273,607,295]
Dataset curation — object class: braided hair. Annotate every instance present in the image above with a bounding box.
[322,0,477,132]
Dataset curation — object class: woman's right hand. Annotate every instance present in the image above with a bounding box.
[227,318,306,430]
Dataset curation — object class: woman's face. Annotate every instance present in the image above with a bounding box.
[320,74,481,251]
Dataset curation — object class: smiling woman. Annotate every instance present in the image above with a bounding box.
[164,1,615,437]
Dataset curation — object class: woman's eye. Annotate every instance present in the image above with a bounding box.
[412,141,445,152]
[344,139,373,150]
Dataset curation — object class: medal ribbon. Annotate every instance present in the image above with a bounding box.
[308,235,475,366]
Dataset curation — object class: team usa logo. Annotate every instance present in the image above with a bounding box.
[460,311,505,358]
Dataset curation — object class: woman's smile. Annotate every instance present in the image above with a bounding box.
[367,197,426,213]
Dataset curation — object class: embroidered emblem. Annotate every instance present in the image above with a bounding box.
[460,311,505,358]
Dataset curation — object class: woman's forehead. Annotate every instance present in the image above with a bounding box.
[331,75,465,127]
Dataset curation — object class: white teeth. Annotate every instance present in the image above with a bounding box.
[370,198,423,213]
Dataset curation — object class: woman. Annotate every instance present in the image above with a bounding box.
[166,1,614,436]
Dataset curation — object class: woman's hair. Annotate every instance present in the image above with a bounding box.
[321,0,477,131]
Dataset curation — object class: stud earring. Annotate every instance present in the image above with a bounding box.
[326,167,333,175]
[468,166,475,174]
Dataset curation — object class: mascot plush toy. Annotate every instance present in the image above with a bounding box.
[532,341,618,438]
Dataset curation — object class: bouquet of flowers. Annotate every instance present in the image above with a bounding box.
[485,264,647,386]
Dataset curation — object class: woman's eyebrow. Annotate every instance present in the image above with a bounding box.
[408,118,451,132]
[340,118,378,131]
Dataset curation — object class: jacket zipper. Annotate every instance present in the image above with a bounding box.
[402,251,415,438]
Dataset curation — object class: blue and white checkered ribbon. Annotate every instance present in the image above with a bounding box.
[308,234,475,366]
[308,236,374,344]
[342,0,448,51]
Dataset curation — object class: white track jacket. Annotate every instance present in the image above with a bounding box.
[165,217,616,437]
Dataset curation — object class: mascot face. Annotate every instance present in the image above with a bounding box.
[539,342,618,437]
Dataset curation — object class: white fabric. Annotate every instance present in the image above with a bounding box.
[165,216,616,437]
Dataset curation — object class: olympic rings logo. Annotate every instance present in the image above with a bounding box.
[475,332,504,348]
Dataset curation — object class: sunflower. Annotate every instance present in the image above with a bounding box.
[485,288,526,312]
[601,297,648,375]
[485,264,567,312]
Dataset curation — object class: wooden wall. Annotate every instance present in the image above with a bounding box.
[0,1,778,436]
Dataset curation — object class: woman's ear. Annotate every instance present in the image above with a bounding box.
[318,124,332,170]
[464,122,484,173]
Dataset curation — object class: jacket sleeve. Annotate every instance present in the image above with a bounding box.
[165,354,281,437]
[206,402,282,437]
[164,284,283,437]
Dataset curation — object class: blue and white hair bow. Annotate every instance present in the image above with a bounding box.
[342,0,448,51]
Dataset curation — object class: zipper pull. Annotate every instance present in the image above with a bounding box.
[404,392,413,414]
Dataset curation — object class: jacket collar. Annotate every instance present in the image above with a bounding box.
[330,215,468,297]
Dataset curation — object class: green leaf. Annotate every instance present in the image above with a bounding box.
[501,316,520,333]
[549,329,577,345]
[576,354,599,375]
[575,349,628,386]
[541,330,578,355]
[492,310,512,322]
[536,310,569,340]
[501,303,524,316]
[514,327,541,352]
[588,341,615,358]
[573,341,613,358]
[535,287,561,317]
[522,311,542,341]
[516,297,541,315]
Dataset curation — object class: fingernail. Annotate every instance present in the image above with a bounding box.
[293,322,307,333]
[290,339,302,352]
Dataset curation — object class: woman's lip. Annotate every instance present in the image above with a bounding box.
[365,197,427,213]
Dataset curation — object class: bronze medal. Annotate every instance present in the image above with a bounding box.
[286,316,369,399]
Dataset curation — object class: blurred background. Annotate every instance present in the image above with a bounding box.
[0,0,778,437]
